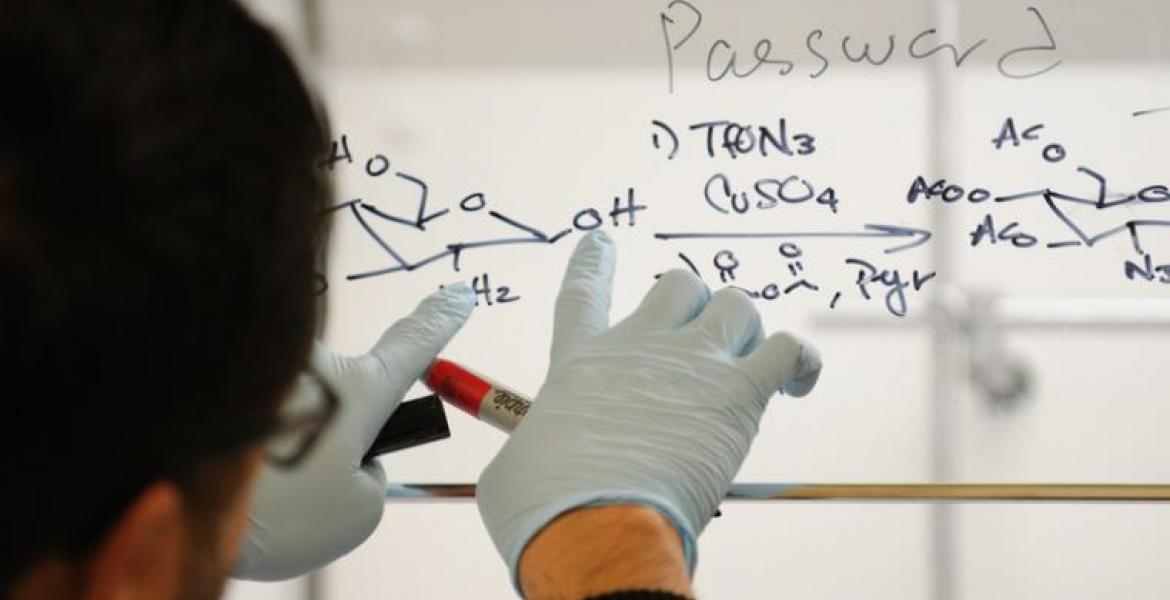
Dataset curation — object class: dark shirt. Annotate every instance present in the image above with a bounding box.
[586,591,693,600]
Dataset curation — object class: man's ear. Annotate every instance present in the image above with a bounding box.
[81,482,187,600]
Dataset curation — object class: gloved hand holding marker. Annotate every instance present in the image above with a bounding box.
[237,283,476,581]
[353,231,819,593]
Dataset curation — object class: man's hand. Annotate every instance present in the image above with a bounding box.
[477,231,821,592]
[234,284,475,581]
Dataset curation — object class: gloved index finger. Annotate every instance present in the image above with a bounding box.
[357,283,476,445]
[550,231,616,365]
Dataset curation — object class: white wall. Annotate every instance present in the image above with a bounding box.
[233,1,1170,597]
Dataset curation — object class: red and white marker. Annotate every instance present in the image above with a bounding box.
[424,359,531,432]
[423,358,726,517]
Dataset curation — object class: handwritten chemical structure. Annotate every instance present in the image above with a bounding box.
[909,117,1170,286]
[319,133,645,291]
[319,4,1167,318]
[323,111,1168,317]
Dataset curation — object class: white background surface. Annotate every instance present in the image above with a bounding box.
[229,1,1170,598]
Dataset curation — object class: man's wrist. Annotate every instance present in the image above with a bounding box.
[518,505,694,600]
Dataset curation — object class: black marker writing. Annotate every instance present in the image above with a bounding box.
[996,7,1063,79]
[659,3,1063,91]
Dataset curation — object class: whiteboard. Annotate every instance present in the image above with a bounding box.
[306,1,1170,597]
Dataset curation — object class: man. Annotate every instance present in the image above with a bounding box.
[0,2,820,599]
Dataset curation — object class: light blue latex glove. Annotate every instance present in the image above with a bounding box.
[477,231,821,585]
[235,283,475,581]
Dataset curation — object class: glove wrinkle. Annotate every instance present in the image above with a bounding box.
[477,233,821,593]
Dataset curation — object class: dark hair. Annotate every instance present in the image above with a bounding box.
[0,0,329,586]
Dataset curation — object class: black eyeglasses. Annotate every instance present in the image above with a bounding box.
[263,370,340,469]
